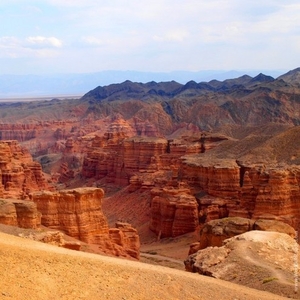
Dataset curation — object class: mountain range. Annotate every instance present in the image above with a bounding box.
[0,69,287,98]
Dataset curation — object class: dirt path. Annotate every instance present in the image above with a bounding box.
[242,243,293,286]
[140,252,185,270]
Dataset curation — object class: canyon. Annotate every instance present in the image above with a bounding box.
[1,68,300,297]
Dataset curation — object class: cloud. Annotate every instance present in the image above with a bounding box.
[80,36,104,47]
[26,36,63,48]
[0,36,19,47]
[153,30,189,43]
[46,0,99,8]
[1,1,300,73]
[0,35,63,59]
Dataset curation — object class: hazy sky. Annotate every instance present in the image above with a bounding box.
[0,0,299,75]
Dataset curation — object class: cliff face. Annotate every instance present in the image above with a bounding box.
[180,156,300,227]
[83,134,171,186]
[0,199,41,229]
[82,133,217,187]
[81,133,300,237]
[30,187,140,259]
[0,140,50,199]
[0,124,37,141]
[149,187,199,237]
[31,188,108,243]
[81,134,233,237]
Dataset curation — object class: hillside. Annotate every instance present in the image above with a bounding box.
[0,231,288,300]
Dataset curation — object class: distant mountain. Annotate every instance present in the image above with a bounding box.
[81,68,300,102]
[277,67,300,86]
[1,67,300,137]
[0,69,288,98]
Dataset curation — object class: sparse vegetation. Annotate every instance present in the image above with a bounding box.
[146,250,157,255]
[262,277,278,284]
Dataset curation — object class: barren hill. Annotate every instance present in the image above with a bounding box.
[0,231,287,300]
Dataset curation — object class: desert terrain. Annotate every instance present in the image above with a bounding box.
[0,230,291,300]
[1,68,300,299]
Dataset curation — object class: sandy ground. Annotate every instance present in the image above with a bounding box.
[0,231,290,300]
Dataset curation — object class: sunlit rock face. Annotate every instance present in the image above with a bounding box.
[179,156,300,228]
[0,140,50,199]
[30,187,140,259]
[0,198,41,229]
[149,187,199,238]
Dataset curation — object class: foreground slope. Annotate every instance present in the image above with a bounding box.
[0,231,287,300]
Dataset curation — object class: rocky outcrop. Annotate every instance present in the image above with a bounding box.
[82,134,300,238]
[0,198,41,228]
[197,217,254,250]
[108,222,140,259]
[0,124,37,141]
[0,140,50,199]
[149,187,199,237]
[30,187,140,259]
[30,188,109,243]
[253,218,296,237]
[184,231,299,298]
[188,217,296,254]
[179,156,300,228]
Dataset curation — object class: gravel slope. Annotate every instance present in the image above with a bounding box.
[0,231,288,300]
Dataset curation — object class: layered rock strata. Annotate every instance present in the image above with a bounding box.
[149,187,199,237]
[0,198,41,228]
[82,134,300,237]
[108,222,140,259]
[82,133,220,187]
[30,187,140,259]
[180,156,300,228]
[0,140,50,199]
[30,188,109,243]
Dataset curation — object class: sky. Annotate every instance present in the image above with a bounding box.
[0,0,300,75]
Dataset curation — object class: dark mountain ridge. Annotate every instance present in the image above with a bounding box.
[0,67,300,137]
[82,68,297,103]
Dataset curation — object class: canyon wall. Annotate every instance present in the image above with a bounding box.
[30,187,140,259]
[149,187,199,237]
[0,198,41,229]
[0,140,50,199]
[82,133,214,186]
[81,134,300,237]
[179,156,300,228]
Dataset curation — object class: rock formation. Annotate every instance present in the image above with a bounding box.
[188,217,296,254]
[2,69,300,244]
[149,187,199,237]
[108,222,140,259]
[30,187,140,259]
[82,133,300,238]
[0,198,41,229]
[179,156,300,228]
[0,140,50,199]
[184,231,299,298]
